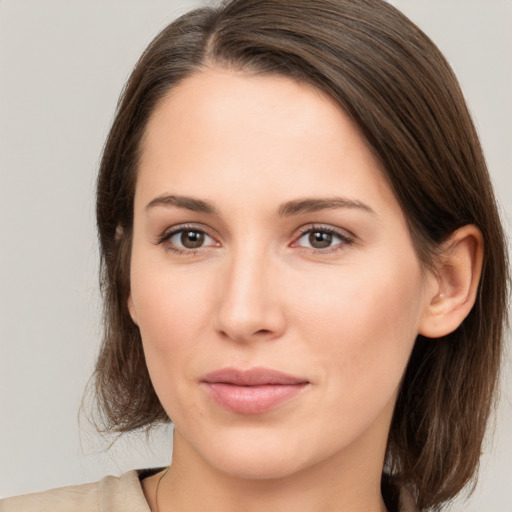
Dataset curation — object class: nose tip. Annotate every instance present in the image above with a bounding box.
[213,258,286,343]
[215,293,286,343]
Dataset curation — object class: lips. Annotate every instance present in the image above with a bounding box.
[201,367,309,415]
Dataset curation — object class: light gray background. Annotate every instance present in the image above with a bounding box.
[1,1,511,509]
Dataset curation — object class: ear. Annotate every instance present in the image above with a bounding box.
[419,225,483,338]
[127,293,139,326]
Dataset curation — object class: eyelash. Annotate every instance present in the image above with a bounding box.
[157,224,217,255]
[156,223,354,256]
[294,225,354,253]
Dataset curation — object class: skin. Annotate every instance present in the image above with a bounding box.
[127,68,482,512]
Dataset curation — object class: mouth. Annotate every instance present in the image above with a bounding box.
[201,367,310,415]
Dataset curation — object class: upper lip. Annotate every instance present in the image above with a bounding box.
[201,367,309,386]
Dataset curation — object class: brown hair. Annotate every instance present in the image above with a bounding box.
[93,0,509,510]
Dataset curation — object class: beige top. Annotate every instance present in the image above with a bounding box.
[0,470,152,512]
[0,469,418,512]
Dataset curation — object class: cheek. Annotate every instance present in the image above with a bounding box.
[132,247,211,325]
[129,257,215,379]
[129,264,218,426]
[295,252,425,392]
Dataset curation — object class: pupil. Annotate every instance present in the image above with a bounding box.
[181,231,204,248]
[309,231,332,248]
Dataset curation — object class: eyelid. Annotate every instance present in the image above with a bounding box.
[291,224,355,252]
[156,223,219,253]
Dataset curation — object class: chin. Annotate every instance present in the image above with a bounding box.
[191,424,341,482]
[175,422,309,480]
[212,450,309,481]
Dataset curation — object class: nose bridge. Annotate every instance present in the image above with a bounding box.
[214,240,285,342]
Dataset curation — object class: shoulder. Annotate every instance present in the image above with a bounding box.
[0,470,152,512]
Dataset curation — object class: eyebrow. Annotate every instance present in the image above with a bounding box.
[145,194,375,216]
[146,194,218,214]
[278,197,375,217]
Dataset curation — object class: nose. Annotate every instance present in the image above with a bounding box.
[213,247,287,344]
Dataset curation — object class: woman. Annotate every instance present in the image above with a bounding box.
[2,0,508,511]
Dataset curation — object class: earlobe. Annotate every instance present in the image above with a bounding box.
[419,225,484,339]
[127,294,139,326]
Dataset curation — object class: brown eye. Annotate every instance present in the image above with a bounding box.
[180,230,205,249]
[294,226,353,252]
[308,231,333,249]
[161,227,217,253]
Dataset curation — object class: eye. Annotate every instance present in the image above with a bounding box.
[158,225,218,254]
[293,226,353,252]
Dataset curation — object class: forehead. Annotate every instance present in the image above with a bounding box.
[136,67,400,220]
[142,68,348,153]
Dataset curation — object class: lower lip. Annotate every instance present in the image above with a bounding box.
[203,382,308,415]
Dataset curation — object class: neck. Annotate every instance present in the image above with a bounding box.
[155,427,389,512]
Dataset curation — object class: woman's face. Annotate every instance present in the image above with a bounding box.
[129,68,435,480]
